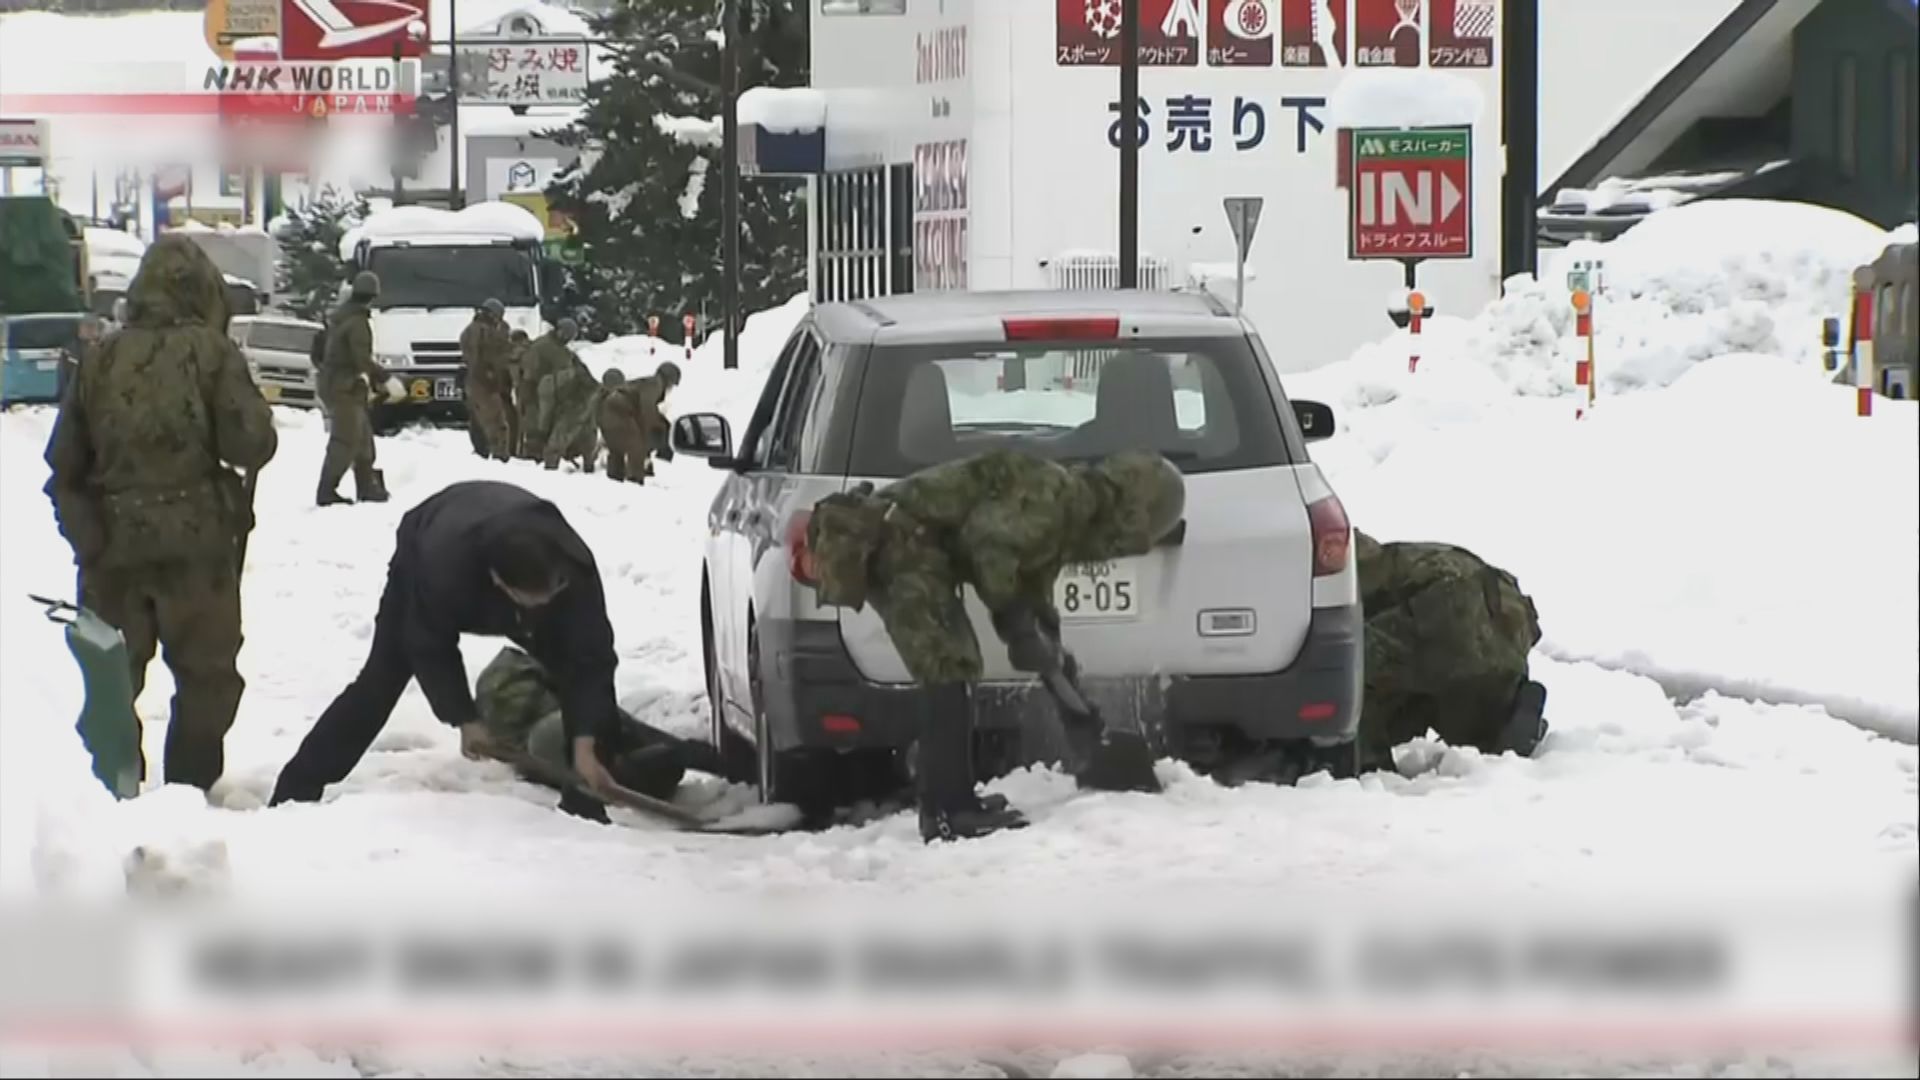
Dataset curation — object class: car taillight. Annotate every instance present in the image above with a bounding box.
[1307,493,1351,577]
[787,510,817,585]
[1002,316,1121,342]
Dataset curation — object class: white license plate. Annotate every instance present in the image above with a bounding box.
[433,378,462,401]
[1055,561,1142,622]
[35,359,58,371]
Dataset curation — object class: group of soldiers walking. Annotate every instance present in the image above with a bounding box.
[313,271,683,507]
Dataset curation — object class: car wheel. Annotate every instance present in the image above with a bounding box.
[747,617,834,814]
[702,586,754,784]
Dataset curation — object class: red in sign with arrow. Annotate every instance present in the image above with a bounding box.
[1347,126,1473,261]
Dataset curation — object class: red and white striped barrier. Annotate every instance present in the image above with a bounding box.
[1848,285,1875,417]
[1571,288,1595,420]
[1406,290,1426,374]
[683,313,697,362]
[647,315,660,358]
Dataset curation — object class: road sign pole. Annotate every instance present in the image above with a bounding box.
[1118,0,1140,289]
[448,0,461,208]
[1401,257,1419,292]
[1221,196,1263,317]
[1235,254,1245,314]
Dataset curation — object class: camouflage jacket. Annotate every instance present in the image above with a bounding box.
[599,375,670,440]
[873,449,1159,618]
[316,301,385,400]
[523,334,575,385]
[460,314,513,389]
[42,234,278,571]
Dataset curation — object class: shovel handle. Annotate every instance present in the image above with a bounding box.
[28,594,78,625]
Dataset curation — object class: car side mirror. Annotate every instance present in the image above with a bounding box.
[1293,400,1335,442]
[672,412,734,460]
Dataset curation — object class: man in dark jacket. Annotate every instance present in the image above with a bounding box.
[269,480,631,815]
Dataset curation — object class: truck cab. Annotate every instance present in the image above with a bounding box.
[344,203,562,428]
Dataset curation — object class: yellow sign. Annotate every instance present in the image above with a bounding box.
[410,380,431,401]
[202,0,281,62]
[259,384,281,402]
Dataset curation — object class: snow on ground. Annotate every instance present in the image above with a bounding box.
[1,206,1916,1075]
[1291,200,1918,741]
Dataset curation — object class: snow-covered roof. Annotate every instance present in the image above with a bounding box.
[738,87,826,134]
[1327,69,1484,131]
[340,201,547,259]
[454,0,592,38]
[84,227,147,258]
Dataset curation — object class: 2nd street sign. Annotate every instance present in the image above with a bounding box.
[1348,125,1472,261]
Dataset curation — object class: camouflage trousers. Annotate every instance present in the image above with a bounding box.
[466,376,513,461]
[80,556,245,792]
[318,388,383,500]
[868,518,985,685]
[512,373,540,458]
[598,416,653,484]
[537,376,599,470]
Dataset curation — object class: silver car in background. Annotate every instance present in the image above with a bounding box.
[229,314,322,409]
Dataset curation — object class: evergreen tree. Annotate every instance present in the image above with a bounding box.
[273,186,368,323]
[548,0,808,339]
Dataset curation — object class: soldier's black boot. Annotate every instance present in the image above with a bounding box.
[917,683,1027,843]
[1494,679,1550,758]
[316,486,352,507]
[359,468,390,504]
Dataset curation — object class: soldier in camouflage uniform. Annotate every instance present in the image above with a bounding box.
[460,299,515,461]
[537,343,602,472]
[518,319,579,462]
[42,234,279,792]
[506,329,533,459]
[806,447,1186,843]
[315,271,400,506]
[597,361,680,484]
[1354,530,1550,772]
[474,645,728,821]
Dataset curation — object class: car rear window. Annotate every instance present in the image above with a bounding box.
[245,322,318,354]
[3,318,81,352]
[847,336,1292,478]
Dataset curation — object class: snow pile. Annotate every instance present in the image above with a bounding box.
[1328,68,1485,129]
[655,113,721,148]
[1051,1053,1134,1078]
[339,202,547,259]
[680,156,710,219]
[738,86,827,133]
[575,293,807,429]
[1291,201,1918,740]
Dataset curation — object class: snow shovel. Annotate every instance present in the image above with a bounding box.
[487,744,788,836]
[29,595,142,800]
[1039,661,1163,795]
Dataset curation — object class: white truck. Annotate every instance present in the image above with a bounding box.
[339,202,562,427]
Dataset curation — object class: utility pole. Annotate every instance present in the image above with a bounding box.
[448,0,463,209]
[1117,0,1140,288]
[720,0,741,369]
[1500,0,1539,282]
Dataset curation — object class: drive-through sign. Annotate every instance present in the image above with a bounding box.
[1347,125,1472,261]
[281,0,427,61]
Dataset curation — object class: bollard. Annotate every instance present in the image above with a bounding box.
[1571,288,1595,419]
[648,315,661,358]
[1848,278,1876,417]
[1406,290,1426,373]
[683,313,697,362]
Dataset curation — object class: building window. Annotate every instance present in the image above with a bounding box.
[1835,55,1858,179]
[220,171,243,198]
[1892,54,1912,182]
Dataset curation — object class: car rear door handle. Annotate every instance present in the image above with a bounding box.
[725,510,742,526]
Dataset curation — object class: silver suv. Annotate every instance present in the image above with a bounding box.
[230,314,322,409]
[672,290,1362,809]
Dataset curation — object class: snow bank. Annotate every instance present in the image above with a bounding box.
[655,113,721,148]
[1292,201,1918,740]
[576,294,807,430]
[1328,68,1484,129]
[339,202,546,259]
[738,86,827,133]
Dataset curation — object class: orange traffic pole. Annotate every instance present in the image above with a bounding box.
[1406,290,1426,374]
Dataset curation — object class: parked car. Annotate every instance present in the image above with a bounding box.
[1,312,86,406]
[230,314,322,408]
[672,290,1362,811]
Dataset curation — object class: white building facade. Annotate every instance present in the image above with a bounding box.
[807,0,1509,372]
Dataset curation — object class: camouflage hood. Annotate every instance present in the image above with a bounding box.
[1074,451,1187,558]
[125,234,230,333]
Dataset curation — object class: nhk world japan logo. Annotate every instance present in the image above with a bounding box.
[206,60,416,116]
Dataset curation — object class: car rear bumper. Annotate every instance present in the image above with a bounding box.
[758,605,1363,754]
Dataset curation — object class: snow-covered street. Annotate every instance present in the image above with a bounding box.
[2,206,1916,1077]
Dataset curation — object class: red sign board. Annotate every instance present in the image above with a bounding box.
[1278,0,1347,67]
[1347,127,1473,261]
[1206,0,1273,67]
[1353,0,1422,67]
[280,0,427,61]
[1428,0,1495,68]
[1055,0,1201,66]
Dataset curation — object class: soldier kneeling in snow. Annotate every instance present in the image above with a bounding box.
[473,645,730,822]
[1355,530,1551,772]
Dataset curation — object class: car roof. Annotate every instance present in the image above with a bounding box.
[2,312,85,323]
[231,314,322,330]
[813,289,1246,346]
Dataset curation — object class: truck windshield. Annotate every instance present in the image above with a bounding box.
[367,245,538,309]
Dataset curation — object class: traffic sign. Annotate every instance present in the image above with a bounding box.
[1347,125,1473,261]
[1223,196,1264,260]
[281,0,428,61]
